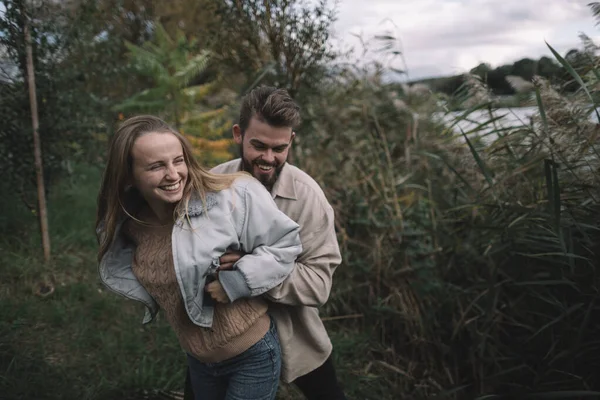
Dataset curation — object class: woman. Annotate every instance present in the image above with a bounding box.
[96,115,302,400]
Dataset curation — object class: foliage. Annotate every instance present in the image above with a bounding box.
[115,21,209,124]
[0,0,131,207]
[208,0,338,101]
[297,30,600,398]
[413,55,568,101]
[185,135,234,167]
[113,20,234,165]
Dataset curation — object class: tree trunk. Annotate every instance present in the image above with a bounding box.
[24,12,51,263]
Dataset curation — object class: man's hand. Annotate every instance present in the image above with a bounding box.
[205,280,230,303]
[218,250,245,270]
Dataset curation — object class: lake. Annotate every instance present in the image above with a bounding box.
[434,106,598,144]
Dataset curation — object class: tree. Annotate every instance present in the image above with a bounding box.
[469,63,492,79]
[512,58,536,81]
[208,0,338,99]
[24,5,50,261]
[0,0,109,210]
[537,56,561,79]
[114,20,234,165]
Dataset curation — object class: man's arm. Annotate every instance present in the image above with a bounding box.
[264,204,342,307]
[217,179,303,302]
[218,203,341,307]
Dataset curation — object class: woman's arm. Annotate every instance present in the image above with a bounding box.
[217,178,302,302]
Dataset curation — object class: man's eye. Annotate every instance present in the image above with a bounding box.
[274,147,286,153]
[150,165,162,170]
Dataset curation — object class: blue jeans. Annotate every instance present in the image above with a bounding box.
[187,318,281,400]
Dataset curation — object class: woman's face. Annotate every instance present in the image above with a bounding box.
[130,131,189,211]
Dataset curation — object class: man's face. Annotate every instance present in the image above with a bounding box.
[233,116,294,190]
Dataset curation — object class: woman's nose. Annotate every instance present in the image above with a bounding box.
[165,164,178,179]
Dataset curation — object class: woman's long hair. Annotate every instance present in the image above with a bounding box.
[95,115,247,262]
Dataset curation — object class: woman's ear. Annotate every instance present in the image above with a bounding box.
[124,177,134,191]
[124,173,135,192]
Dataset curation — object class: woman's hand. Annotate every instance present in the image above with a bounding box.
[205,280,230,303]
[218,250,245,270]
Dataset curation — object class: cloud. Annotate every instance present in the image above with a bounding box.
[331,0,598,79]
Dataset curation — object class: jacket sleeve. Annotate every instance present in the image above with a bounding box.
[264,201,342,307]
[218,179,302,302]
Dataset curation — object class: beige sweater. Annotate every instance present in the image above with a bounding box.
[125,219,269,363]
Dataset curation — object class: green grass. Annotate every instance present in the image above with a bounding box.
[0,165,185,400]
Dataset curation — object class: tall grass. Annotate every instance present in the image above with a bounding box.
[296,39,600,398]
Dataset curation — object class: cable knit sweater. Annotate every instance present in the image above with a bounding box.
[124,218,270,363]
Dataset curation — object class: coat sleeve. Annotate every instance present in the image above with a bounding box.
[218,179,302,302]
[264,200,342,307]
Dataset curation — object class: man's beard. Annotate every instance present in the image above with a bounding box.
[240,144,284,191]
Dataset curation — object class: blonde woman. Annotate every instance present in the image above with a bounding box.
[96,115,302,400]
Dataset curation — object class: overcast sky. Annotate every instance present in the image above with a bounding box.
[330,0,598,80]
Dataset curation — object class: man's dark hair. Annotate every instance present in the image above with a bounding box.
[238,86,301,134]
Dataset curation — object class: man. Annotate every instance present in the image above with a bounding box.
[184,86,346,399]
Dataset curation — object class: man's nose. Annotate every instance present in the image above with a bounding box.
[262,149,275,163]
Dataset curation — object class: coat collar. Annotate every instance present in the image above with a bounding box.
[186,191,219,217]
[271,163,297,200]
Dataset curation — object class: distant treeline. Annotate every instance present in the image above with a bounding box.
[412,48,591,96]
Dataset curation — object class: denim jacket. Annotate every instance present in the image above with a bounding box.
[98,177,302,328]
